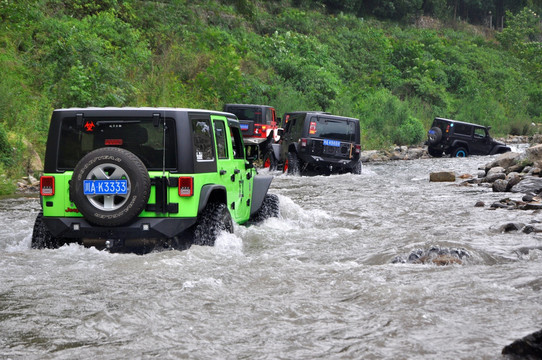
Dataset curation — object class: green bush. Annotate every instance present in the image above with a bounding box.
[0,124,12,167]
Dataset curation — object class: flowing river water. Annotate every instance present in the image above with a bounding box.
[1,149,541,359]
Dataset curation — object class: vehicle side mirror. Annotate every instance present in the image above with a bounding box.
[276,117,282,126]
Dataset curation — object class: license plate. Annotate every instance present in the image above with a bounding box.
[84,180,128,195]
[240,124,249,131]
[323,139,341,147]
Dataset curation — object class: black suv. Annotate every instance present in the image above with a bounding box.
[265,111,362,175]
[427,117,510,157]
[32,108,279,253]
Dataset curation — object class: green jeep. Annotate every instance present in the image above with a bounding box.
[32,108,279,253]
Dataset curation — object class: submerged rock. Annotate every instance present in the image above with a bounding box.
[392,247,469,265]
[502,328,542,359]
[430,171,456,182]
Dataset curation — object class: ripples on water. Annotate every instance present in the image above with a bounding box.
[1,153,541,359]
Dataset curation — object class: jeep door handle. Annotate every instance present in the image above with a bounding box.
[234,169,240,174]
[220,170,227,175]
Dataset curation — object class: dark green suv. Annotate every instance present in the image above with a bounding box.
[427,117,511,157]
[32,108,279,253]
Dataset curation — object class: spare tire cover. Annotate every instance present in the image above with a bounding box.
[427,127,442,145]
[70,147,151,226]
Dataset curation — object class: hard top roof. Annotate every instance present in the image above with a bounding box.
[434,117,488,128]
[54,107,235,117]
[224,103,274,109]
[286,111,360,122]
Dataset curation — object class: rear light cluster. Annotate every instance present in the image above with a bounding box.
[300,138,308,147]
[355,144,361,154]
[253,124,267,138]
[178,177,193,197]
[40,176,55,196]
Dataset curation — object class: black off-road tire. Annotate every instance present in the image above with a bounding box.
[351,161,362,175]
[262,149,277,171]
[452,147,469,157]
[31,212,59,249]
[70,147,151,226]
[193,202,234,246]
[250,194,280,223]
[428,127,442,145]
[427,147,444,157]
[285,152,300,175]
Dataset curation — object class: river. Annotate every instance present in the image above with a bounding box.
[1,150,541,359]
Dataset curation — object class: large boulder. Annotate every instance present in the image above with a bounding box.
[502,328,542,359]
[525,144,542,168]
[485,152,521,172]
[511,177,542,194]
[430,171,456,182]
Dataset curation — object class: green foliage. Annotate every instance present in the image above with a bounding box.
[497,7,541,49]
[36,10,151,108]
[0,124,13,167]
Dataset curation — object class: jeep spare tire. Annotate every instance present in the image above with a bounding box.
[70,147,151,226]
[427,127,442,145]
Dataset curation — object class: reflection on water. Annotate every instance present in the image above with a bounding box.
[1,154,541,359]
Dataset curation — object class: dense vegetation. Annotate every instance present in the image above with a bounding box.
[0,0,541,193]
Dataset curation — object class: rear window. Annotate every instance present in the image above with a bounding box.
[226,107,263,123]
[309,117,357,142]
[58,117,177,170]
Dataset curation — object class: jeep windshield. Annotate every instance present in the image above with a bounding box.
[309,116,357,142]
[226,107,262,123]
[57,117,177,170]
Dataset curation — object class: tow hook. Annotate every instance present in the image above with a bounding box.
[105,238,124,251]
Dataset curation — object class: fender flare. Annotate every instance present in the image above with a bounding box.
[450,140,469,153]
[198,185,227,214]
[490,145,511,155]
[250,175,273,216]
[270,143,281,162]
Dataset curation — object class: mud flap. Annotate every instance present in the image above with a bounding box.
[250,175,273,216]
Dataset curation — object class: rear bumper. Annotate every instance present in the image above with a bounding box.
[43,216,197,240]
[298,154,359,172]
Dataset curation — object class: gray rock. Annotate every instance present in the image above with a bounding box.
[506,174,522,191]
[492,179,509,192]
[526,144,542,168]
[474,201,485,207]
[487,166,505,176]
[392,247,469,265]
[429,171,456,182]
[485,152,521,171]
[498,223,526,232]
[502,328,542,359]
[511,177,542,193]
[406,148,425,160]
[483,172,506,183]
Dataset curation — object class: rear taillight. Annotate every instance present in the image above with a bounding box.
[355,144,361,154]
[446,125,450,133]
[40,176,55,196]
[178,177,194,197]
[300,138,307,147]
